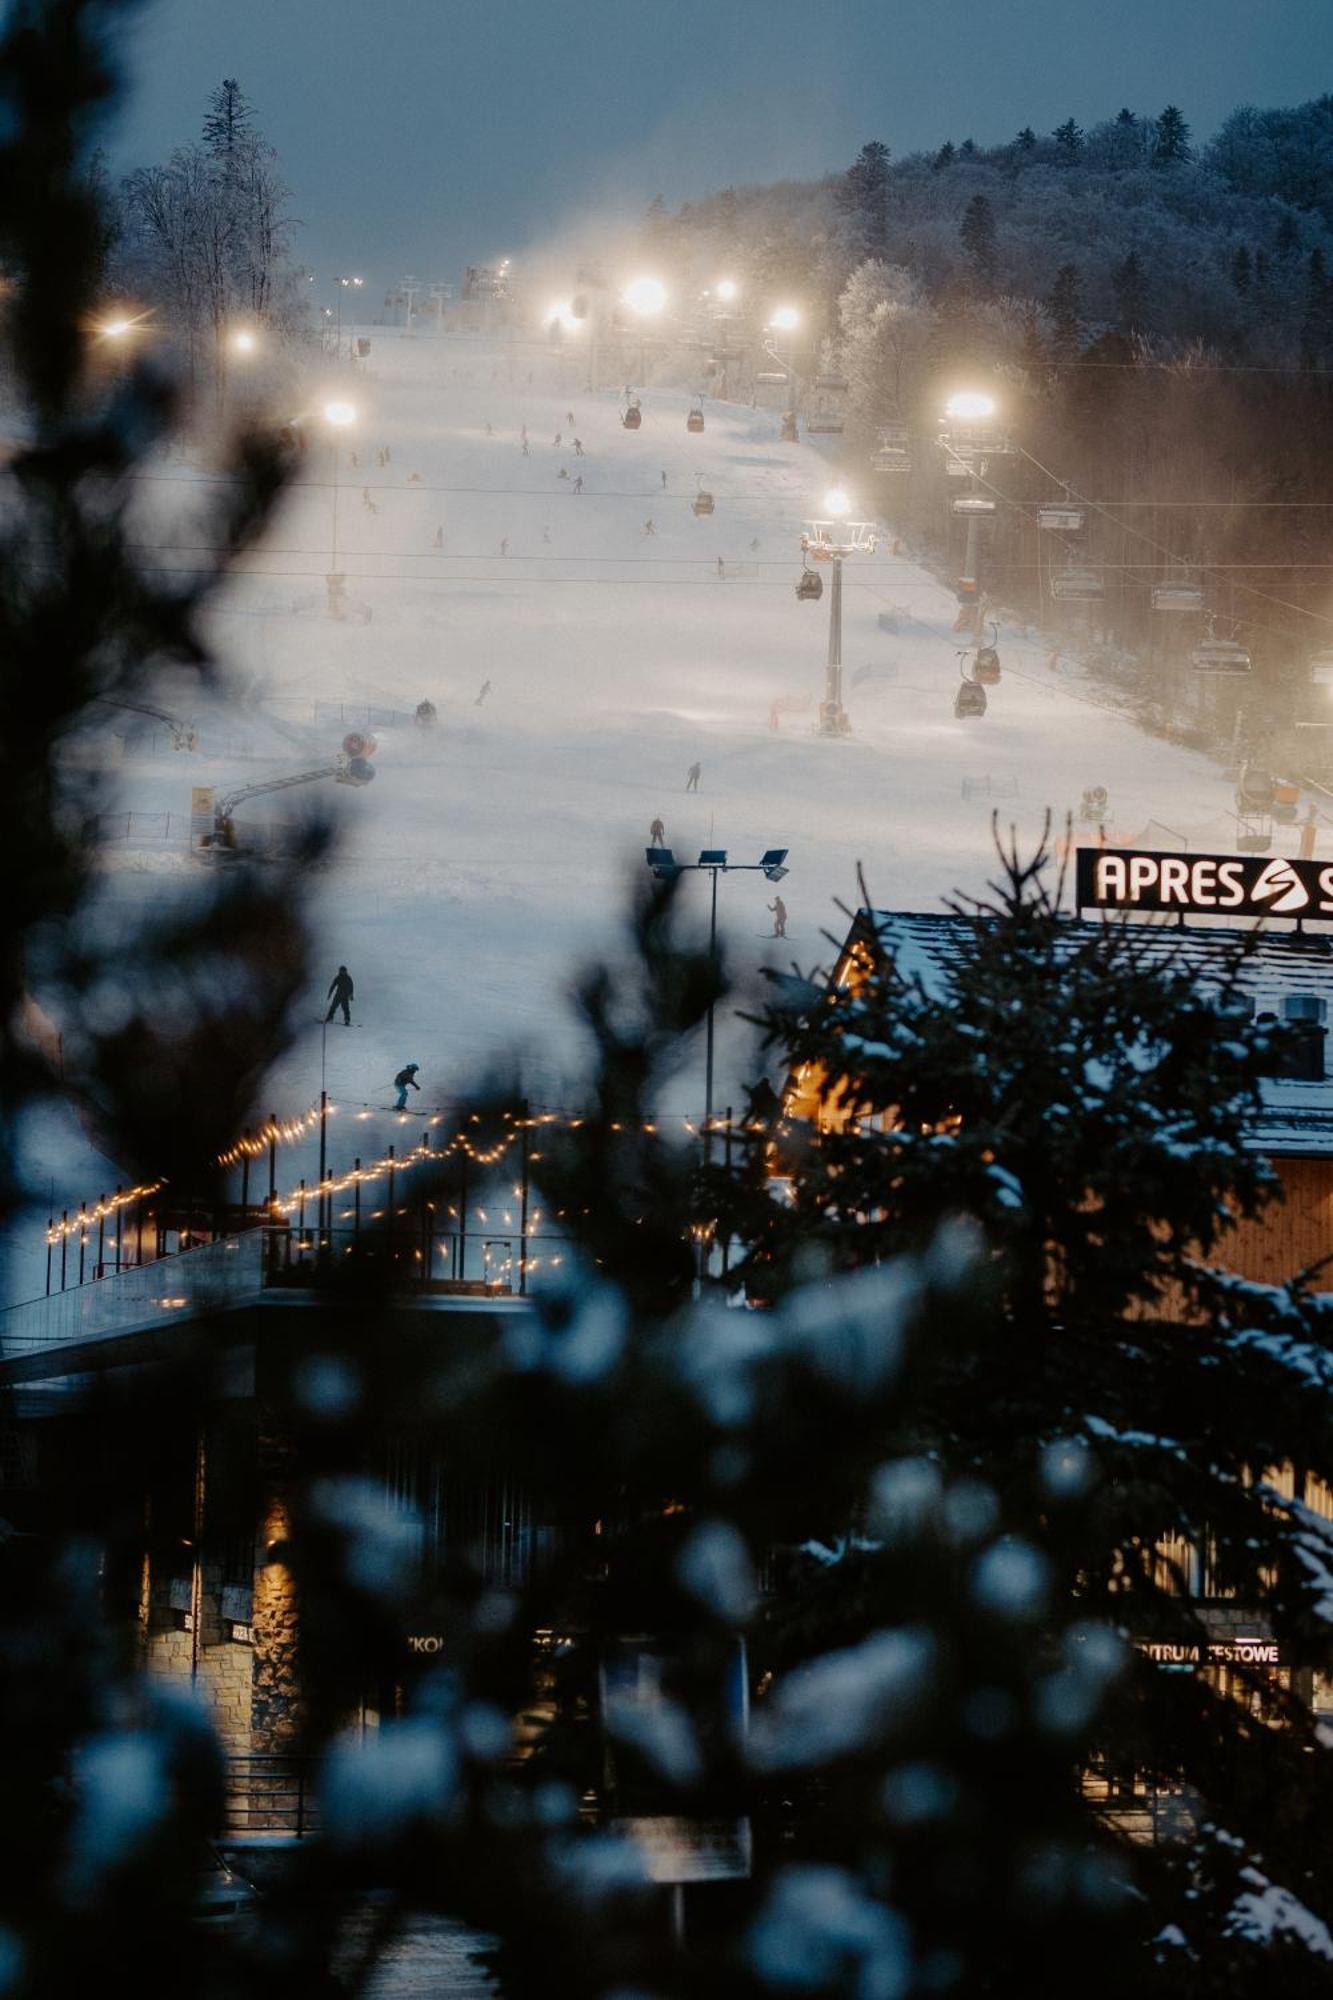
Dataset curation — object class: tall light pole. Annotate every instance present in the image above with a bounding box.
[644,845,791,1167]
[334,274,364,360]
[622,274,667,386]
[768,305,801,441]
[321,399,357,619]
[939,391,1009,614]
[802,488,877,737]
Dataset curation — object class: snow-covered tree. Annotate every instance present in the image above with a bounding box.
[959,192,998,287]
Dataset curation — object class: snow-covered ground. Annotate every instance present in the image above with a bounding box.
[13,326,1268,1294]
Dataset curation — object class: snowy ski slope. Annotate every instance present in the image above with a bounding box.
[25,324,1265,1248]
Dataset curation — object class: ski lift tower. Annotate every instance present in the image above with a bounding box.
[802,488,877,737]
[767,306,802,442]
[319,398,358,619]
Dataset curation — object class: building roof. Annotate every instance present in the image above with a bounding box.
[852,910,1333,1158]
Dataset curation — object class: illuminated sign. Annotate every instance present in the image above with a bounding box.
[1140,1638,1281,1667]
[1077,848,1333,921]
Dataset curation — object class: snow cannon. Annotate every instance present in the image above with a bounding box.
[339,756,375,786]
[342,732,378,759]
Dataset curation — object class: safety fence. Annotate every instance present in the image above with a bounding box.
[224,1754,319,1838]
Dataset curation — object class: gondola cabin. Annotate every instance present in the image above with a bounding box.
[1038,504,1085,532]
[795,568,823,602]
[1192,640,1252,675]
[622,401,642,430]
[974,644,1002,685]
[955,679,988,719]
[1051,566,1104,602]
[692,490,715,517]
[686,398,705,434]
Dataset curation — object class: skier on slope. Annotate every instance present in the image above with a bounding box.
[325,964,355,1026]
[573,476,584,494]
[476,679,492,706]
[433,526,444,549]
[661,470,668,490]
[650,816,666,845]
[393,1063,420,1110]
[685,761,701,792]
[643,518,656,537]
[573,438,584,456]
[768,895,788,939]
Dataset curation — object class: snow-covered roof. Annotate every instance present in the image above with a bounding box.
[853,910,1333,1158]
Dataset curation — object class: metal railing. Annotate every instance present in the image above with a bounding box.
[225,1754,319,1837]
[1,1228,270,1355]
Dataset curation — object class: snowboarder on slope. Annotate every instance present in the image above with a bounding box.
[685,762,701,792]
[649,816,666,845]
[325,965,354,1026]
[768,896,787,938]
[393,1063,420,1110]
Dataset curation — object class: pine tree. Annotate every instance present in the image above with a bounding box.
[729,829,1333,1985]
[1153,103,1192,166]
[201,76,252,157]
[959,193,997,287]
[1048,261,1082,359]
[1276,210,1301,259]
[1053,117,1084,160]
[839,140,891,261]
[1015,126,1036,151]
[933,140,956,171]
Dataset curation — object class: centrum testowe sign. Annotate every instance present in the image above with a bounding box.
[1076,848,1333,921]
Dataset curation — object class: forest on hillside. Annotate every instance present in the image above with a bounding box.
[640,101,1333,784]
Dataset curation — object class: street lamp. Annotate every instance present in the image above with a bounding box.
[801,491,877,736]
[644,845,791,1170]
[715,277,739,303]
[320,400,357,619]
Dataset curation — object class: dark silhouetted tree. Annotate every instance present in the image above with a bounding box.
[1053,117,1084,159]
[959,193,997,286]
[1048,261,1083,358]
[1153,103,1192,165]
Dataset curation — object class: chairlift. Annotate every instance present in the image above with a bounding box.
[756,370,788,385]
[952,494,996,517]
[815,371,848,393]
[806,407,844,435]
[692,489,715,517]
[955,676,988,720]
[1050,565,1104,603]
[974,624,1002,685]
[1038,503,1085,532]
[1152,581,1204,613]
[1192,638,1251,675]
[1311,649,1333,687]
[872,423,911,475]
[1079,785,1109,821]
[686,397,705,435]
[795,567,823,602]
[622,397,642,430]
[1236,817,1273,854]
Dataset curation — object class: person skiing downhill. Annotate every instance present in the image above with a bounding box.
[573,475,584,494]
[325,965,354,1026]
[649,816,665,845]
[574,438,584,456]
[768,896,788,938]
[643,518,656,536]
[685,761,701,792]
[661,470,668,490]
[476,679,492,706]
[433,525,444,548]
[393,1063,420,1110]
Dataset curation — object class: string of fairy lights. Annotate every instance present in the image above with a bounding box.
[45,1100,735,1247]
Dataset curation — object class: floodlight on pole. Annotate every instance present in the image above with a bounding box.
[769,305,800,332]
[623,276,667,317]
[944,390,996,421]
[823,487,852,518]
[230,329,257,356]
[715,278,739,302]
[322,400,357,427]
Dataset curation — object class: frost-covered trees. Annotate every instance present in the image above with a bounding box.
[118,77,299,387]
[959,193,997,287]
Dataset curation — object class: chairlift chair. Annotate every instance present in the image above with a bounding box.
[815,371,849,393]
[622,398,642,430]
[1236,816,1273,854]
[795,567,823,602]
[756,370,787,385]
[1192,638,1251,675]
[952,494,996,517]
[780,412,799,444]
[692,490,715,517]
[686,397,705,434]
[806,408,844,435]
[1311,649,1333,687]
[1038,503,1085,532]
[955,677,988,720]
